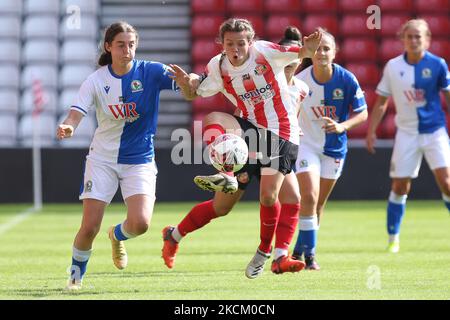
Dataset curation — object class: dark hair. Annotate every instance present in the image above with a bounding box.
[218,18,255,43]
[98,21,139,66]
[278,26,302,46]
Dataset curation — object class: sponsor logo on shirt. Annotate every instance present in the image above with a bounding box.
[310,105,338,120]
[108,102,140,122]
[104,86,110,94]
[131,80,143,93]
[403,89,426,106]
[238,83,275,105]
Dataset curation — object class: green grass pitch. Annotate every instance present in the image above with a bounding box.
[0,201,448,300]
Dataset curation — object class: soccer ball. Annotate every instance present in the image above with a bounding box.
[208,133,249,173]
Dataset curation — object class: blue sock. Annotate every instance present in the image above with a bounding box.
[71,247,91,281]
[294,215,318,257]
[387,191,407,236]
[442,194,450,212]
[301,229,317,257]
[114,223,130,241]
[293,232,304,256]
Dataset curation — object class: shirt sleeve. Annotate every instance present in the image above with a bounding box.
[253,40,300,69]
[151,62,177,91]
[438,58,450,91]
[196,57,224,97]
[349,74,368,112]
[70,77,95,116]
[376,63,392,97]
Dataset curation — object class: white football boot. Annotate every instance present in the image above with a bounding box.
[193,172,238,194]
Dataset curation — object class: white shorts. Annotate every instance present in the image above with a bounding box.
[390,127,450,178]
[79,156,158,203]
[294,143,345,180]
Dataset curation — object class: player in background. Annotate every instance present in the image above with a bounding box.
[365,19,450,253]
[167,20,319,278]
[57,21,187,290]
[291,29,368,269]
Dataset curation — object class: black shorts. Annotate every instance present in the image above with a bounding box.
[233,116,298,190]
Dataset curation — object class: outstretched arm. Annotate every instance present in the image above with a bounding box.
[168,64,200,101]
[298,30,322,60]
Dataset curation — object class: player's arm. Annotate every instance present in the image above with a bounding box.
[298,30,322,60]
[444,90,450,113]
[365,95,389,154]
[56,110,83,139]
[168,64,199,101]
[321,108,368,134]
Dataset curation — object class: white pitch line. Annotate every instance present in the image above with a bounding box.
[0,207,38,236]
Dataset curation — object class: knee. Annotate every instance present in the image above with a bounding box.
[260,192,278,207]
[301,192,318,207]
[127,220,149,236]
[80,225,100,240]
[214,205,232,217]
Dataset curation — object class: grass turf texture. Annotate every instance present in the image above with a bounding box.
[0,201,448,300]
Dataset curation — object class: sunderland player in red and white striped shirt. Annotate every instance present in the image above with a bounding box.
[166,19,321,278]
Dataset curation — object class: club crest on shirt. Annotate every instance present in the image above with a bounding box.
[85,180,92,192]
[131,80,143,92]
[421,68,432,79]
[332,88,344,100]
[254,64,268,76]
[299,159,308,168]
[242,73,251,81]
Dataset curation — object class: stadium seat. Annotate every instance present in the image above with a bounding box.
[302,0,338,12]
[0,90,19,114]
[191,15,225,38]
[59,89,79,114]
[20,89,57,114]
[420,15,449,37]
[346,118,368,139]
[415,0,449,13]
[62,0,100,15]
[0,40,21,64]
[265,0,302,13]
[345,63,380,87]
[193,64,207,76]
[192,94,227,113]
[303,15,338,35]
[380,14,410,37]
[60,14,99,40]
[25,0,60,15]
[22,40,58,64]
[428,38,450,59]
[0,66,20,89]
[227,0,265,13]
[0,114,17,147]
[340,14,379,37]
[378,0,413,12]
[191,0,226,13]
[18,113,57,147]
[378,113,396,139]
[234,15,265,38]
[340,39,378,62]
[60,65,94,89]
[379,38,404,63]
[266,15,302,39]
[58,114,95,148]
[1,0,23,14]
[23,15,59,39]
[61,40,97,64]
[0,16,21,39]
[21,65,58,89]
[339,0,373,12]
[363,87,377,111]
[192,40,223,64]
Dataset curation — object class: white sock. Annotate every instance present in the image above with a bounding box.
[389,234,399,243]
[171,227,183,243]
[442,193,450,202]
[274,248,288,260]
[72,246,92,262]
[120,223,136,239]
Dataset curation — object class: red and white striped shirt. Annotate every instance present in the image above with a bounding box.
[197,41,302,145]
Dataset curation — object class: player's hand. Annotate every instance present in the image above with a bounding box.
[168,64,198,98]
[366,132,377,154]
[300,30,322,59]
[321,117,345,134]
[56,124,74,140]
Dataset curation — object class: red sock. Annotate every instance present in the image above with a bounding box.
[275,203,300,250]
[177,200,217,236]
[203,124,225,146]
[258,201,281,254]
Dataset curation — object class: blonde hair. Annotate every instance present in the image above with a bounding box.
[218,18,255,43]
[398,19,432,39]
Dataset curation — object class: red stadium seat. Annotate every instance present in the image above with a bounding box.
[347,118,369,139]
[378,0,413,12]
[363,87,377,111]
[447,115,450,133]
[380,14,410,37]
[415,0,449,13]
[340,15,379,38]
[266,15,302,39]
[428,38,450,58]
[379,38,404,63]
[192,40,223,64]
[233,15,265,38]
[302,0,338,12]
[420,15,449,37]
[340,39,378,62]
[265,0,302,13]
[378,113,396,139]
[192,94,227,113]
[303,15,338,35]
[339,0,374,12]
[191,0,226,13]
[191,15,224,38]
[345,63,381,87]
[193,64,207,76]
[227,0,265,13]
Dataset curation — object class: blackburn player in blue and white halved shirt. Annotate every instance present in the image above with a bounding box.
[291,29,368,269]
[57,21,185,290]
[366,19,450,253]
